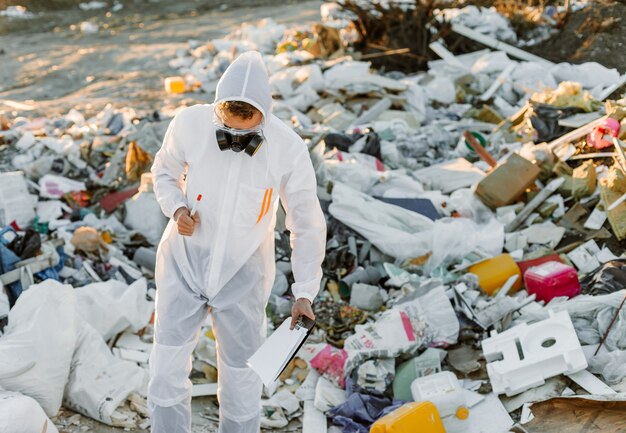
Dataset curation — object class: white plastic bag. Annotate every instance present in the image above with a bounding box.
[0,389,59,433]
[426,217,504,273]
[63,319,148,425]
[395,285,460,347]
[75,278,153,341]
[329,182,434,259]
[0,281,76,417]
[344,307,429,375]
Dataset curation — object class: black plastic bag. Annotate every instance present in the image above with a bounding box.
[580,259,626,296]
[8,228,41,260]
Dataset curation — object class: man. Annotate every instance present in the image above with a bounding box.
[148,50,327,433]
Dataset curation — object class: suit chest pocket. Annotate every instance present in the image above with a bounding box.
[236,183,275,227]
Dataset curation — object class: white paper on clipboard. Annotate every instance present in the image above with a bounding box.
[247,316,315,387]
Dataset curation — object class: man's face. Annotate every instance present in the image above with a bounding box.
[221,109,263,131]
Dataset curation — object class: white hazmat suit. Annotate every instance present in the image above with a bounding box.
[148,51,327,433]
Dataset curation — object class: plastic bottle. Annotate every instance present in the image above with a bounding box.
[411,371,469,433]
[370,401,446,433]
[523,261,581,302]
[468,253,522,296]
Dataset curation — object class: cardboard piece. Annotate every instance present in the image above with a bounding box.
[475,153,540,209]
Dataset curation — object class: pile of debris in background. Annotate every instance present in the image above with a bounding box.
[1,0,626,432]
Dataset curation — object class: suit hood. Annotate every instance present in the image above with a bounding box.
[214,50,272,121]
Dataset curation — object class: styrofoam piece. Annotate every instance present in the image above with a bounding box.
[482,310,587,396]
[566,370,616,395]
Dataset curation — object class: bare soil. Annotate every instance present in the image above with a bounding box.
[526,0,626,72]
[0,0,322,118]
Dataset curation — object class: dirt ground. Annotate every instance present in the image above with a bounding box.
[0,0,322,119]
[527,0,626,72]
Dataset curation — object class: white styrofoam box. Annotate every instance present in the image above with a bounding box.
[482,310,587,396]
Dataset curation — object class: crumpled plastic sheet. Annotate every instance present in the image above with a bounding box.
[0,281,77,417]
[581,260,626,296]
[588,349,626,385]
[528,102,583,142]
[74,278,154,341]
[327,390,404,433]
[310,344,349,388]
[344,286,459,375]
[426,217,504,274]
[328,182,434,259]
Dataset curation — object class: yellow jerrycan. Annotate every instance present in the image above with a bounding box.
[370,401,446,433]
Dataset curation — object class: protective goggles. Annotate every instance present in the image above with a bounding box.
[213,107,265,157]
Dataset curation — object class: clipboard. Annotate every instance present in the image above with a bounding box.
[247,315,316,387]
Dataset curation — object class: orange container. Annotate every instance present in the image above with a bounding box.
[370,401,446,433]
[468,253,522,296]
[164,76,186,94]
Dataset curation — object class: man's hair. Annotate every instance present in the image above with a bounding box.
[216,100,260,120]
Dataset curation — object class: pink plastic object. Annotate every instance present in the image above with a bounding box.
[587,118,620,149]
[523,261,581,303]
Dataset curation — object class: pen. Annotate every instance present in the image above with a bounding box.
[190,194,202,216]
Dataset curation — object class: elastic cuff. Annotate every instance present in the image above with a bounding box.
[292,291,316,304]
[220,406,261,423]
[170,202,188,220]
[148,389,189,408]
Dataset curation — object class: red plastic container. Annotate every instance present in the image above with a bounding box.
[523,261,581,303]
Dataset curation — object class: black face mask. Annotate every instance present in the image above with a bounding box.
[216,129,264,157]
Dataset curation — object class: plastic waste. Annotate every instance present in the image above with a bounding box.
[349,283,385,311]
[0,390,60,433]
[327,391,403,433]
[124,173,167,245]
[370,401,446,433]
[7,228,41,260]
[309,344,348,388]
[588,348,626,385]
[523,261,581,302]
[393,348,444,401]
[427,217,504,274]
[587,117,620,149]
[580,259,626,296]
[0,281,77,417]
[313,376,347,412]
[38,174,86,200]
[133,247,157,272]
[475,153,541,209]
[354,358,395,393]
[329,182,433,260]
[0,171,36,228]
[164,76,186,94]
[468,254,522,296]
[74,278,154,341]
[64,318,148,425]
[411,371,469,424]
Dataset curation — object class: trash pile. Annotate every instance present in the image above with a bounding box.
[1,1,626,432]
